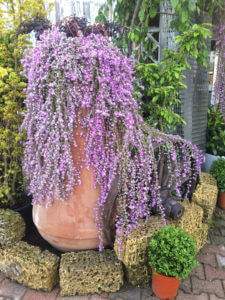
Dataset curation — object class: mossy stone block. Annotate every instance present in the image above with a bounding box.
[192,172,218,222]
[59,250,123,296]
[0,209,25,247]
[126,264,150,287]
[0,241,59,291]
[173,201,209,252]
[114,216,164,268]
[193,223,209,252]
[172,201,204,234]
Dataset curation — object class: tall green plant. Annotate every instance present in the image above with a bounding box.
[97,0,216,132]
[0,1,50,207]
[137,24,211,131]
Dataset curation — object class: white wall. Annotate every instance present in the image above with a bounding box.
[53,0,106,23]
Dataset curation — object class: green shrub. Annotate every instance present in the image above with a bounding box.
[148,225,197,279]
[210,158,225,192]
[206,106,225,156]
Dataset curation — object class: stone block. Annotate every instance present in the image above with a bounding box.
[59,250,123,296]
[0,241,59,291]
[0,209,25,247]
[172,201,204,235]
[114,217,164,268]
[192,173,218,222]
[125,264,150,287]
[172,201,208,252]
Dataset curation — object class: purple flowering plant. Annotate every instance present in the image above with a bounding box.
[22,26,203,250]
[215,24,225,120]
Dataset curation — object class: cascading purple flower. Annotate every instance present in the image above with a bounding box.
[215,24,225,120]
[22,27,203,250]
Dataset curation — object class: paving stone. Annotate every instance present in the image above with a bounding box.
[23,287,59,300]
[176,291,208,300]
[90,295,109,300]
[0,278,27,300]
[211,227,221,236]
[209,294,225,300]
[198,253,217,268]
[205,264,225,281]
[191,264,205,280]
[140,288,157,300]
[191,276,224,298]
[180,277,192,293]
[201,244,225,256]
[213,218,225,228]
[57,296,90,300]
[109,288,141,300]
[210,235,225,245]
[216,254,225,268]
[0,273,5,283]
[219,225,225,235]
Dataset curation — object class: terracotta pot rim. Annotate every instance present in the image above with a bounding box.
[152,270,180,281]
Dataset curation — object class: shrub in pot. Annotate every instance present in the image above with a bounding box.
[148,225,197,299]
[210,158,225,209]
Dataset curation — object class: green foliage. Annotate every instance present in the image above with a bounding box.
[97,0,160,61]
[0,32,28,207]
[0,1,50,207]
[0,64,26,207]
[0,0,52,33]
[175,23,211,67]
[206,106,225,156]
[210,158,225,192]
[137,51,186,131]
[148,225,198,279]
[137,24,211,131]
[97,1,214,132]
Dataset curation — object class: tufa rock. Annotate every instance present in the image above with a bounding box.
[192,172,218,222]
[0,241,59,291]
[59,249,123,296]
[0,209,25,247]
[114,216,165,268]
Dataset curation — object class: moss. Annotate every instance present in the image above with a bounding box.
[192,172,218,222]
[173,201,209,252]
[172,201,204,234]
[114,216,164,286]
[59,249,123,296]
[125,265,150,287]
[0,241,59,291]
[114,216,164,268]
[0,209,25,247]
[193,223,209,252]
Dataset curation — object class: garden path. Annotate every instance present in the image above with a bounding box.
[1,208,225,300]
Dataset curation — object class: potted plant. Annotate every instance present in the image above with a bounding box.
[21,17,204,252]
[203,105,225,171]
[148,225,197,300]
[210,158,225,209]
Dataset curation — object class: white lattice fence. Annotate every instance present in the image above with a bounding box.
[54,0,105,23]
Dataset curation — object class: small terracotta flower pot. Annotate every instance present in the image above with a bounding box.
[218,192,225,210]
[152,271,180,300]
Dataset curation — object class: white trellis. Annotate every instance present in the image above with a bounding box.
[54,0,105,23]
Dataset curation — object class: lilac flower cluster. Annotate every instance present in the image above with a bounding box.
[215,24,225,120]
[22,27,203,250]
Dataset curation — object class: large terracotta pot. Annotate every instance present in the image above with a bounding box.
[218,192,225,210]
[152,271,180,300]
[33,124,109,251]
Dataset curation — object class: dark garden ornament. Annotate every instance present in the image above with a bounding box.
[22,24,203,251]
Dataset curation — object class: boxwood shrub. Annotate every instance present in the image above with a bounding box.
[148,225,197,279]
